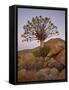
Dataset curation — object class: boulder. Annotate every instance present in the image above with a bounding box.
[45,38,65,57]
[36,68,51,80]
[43,57,64,71]
[58,69,65,80]
[55,49,65,65]
[47,58,64,71]
[22,53,36,70]
[34,57,44,71]
[23,53,36,64]
[36,67,59,80]
[49,68,59,80]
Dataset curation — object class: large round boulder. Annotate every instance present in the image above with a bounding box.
[49,68,59,80]
[45,38,65,57]
[55,49,65,65]
[22,53,36,70]
[58,69,65,80]
[44,57,64,71]
[36,68,51,80]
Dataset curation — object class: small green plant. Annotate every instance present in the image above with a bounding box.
[40,46,50,57]
[33,46,50,57]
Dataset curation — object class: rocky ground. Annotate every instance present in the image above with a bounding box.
[17,38,66,82]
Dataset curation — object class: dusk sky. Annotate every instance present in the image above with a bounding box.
[18,8,65,51]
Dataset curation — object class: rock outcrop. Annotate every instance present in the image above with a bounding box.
[18,38,66,82]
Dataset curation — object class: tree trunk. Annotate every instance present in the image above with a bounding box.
[40,41,44,47]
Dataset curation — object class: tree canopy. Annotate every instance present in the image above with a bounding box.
[21,16,59,42]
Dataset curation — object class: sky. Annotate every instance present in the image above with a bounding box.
[18,8,65,51]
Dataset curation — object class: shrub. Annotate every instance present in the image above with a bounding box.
[39,46,50,57]
[33,46,50,57]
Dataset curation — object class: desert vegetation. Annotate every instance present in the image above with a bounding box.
[21,16,59,47]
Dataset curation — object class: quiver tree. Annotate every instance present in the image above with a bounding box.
[21,16,59,47]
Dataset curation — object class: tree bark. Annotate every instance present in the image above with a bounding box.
[40,41,44,47]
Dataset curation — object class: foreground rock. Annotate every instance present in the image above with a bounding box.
[22,53,36,70]
[44,57,64,71]
[45,38,65,57]
[18,38,65,81]
[36,68,51,80]
[58,69,65,80]
[33,57,44,71]
[18,69,37,82]
[36,68,59,80]
[49,68,59,80]
[55,49,65,65]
